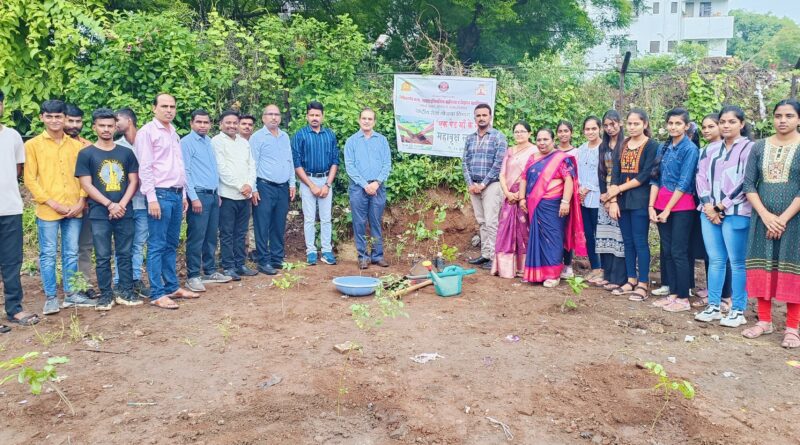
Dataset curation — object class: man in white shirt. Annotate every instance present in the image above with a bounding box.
[212,111,258,280]
[0,91,40,328]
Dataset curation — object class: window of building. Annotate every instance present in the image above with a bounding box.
[652,2,660,14]
[699,2,712,17]
[671,2,678,13]
[667,40,677,52]
[650,40,661,53]
[684,2,694,17]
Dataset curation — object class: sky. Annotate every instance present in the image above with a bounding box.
[729,0,800,23]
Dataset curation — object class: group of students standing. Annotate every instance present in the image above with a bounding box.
[1,92,392,330]
[465,100,800,349]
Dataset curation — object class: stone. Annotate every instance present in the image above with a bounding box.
[333,341,362,354]
[647,323,665,334]
[389,424,409,440]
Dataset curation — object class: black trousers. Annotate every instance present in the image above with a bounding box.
[657,210,695,299]
[601,254,627,285]
[0,215,24,319]
[219,197,251,270]
[253,180,289,268]
[91,217,134,300]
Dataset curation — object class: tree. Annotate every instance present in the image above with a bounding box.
[728,9,800,69]
[0,0,105,132]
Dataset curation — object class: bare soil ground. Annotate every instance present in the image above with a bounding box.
[2,190,799,445]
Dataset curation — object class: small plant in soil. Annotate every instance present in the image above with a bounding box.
[562,276,588,312]
[440,242,459,264]
[21,259,38,276]
[0,352,74,414]
[67,272,90,295]
[271,268,304,318]
[68,311,83,343]
[216,315,239,346]
[644,361,696,432]
[33,319,65,347]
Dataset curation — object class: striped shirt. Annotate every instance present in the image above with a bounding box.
[696,137,753,217]
[462,128,507,186]
[291,125,339,174]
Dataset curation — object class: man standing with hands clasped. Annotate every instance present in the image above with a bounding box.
[463,103,507,270]
[344,108,391,269]
[292,101,339,266]
[75,108,141,310]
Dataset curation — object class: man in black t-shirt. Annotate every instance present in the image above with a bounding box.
[75,108,140,311]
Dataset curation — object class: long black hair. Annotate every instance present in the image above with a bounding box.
[627,108,653,138]
[599,110,624,183]
[652,107,692,180]
[718,105,752,140]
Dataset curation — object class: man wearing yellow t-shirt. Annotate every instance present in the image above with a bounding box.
[24,100,95,315]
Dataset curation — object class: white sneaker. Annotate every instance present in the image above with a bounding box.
[695,304,722,322]
[720,310,747,328]
[543,279,560,288]
[652,285,670,296]
[560,266,574,279]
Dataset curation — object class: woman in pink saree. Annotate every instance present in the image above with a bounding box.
[492,121,538,278]
[520,128,587,287]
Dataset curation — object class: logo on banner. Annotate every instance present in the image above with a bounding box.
[401,82,412,92]
[438,82,449,92]
[476,84,488,96]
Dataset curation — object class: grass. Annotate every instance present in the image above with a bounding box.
[32,320,65,347]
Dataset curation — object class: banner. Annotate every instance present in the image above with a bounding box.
[393,75,497,157]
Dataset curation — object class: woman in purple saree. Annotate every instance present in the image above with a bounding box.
[492,121,538,278]
[520,128,587,287]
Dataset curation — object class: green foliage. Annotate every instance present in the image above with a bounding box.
[645,362,695,401]
[440,243,459,263]
[0,0,106,133]
[686,71,723,123]
[67,272,90,295]
[728,10,800,69]
[350,285,408,331]
[0,352,69,396]
[566,276,589,297]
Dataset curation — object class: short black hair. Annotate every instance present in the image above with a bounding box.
[665,107,690,125]
[0,90,4,102]
[65,103,84,118]
[218,110,240,123]
[190,109,211,122]
[115,107,138,126]
[153,93,175,106]
[40,100,66,115]
[239,114,256,124]
[474,103,492,114]
[307,101,324,113]
[92,108,117,124]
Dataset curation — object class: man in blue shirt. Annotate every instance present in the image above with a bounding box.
[181,110,231,292]
[292,101,339,266]
[251,104,297,275]
[344,108,391,269]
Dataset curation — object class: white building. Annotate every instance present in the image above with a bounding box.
[586,0,735,68]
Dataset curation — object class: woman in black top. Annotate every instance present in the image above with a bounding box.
[605,109,659,301]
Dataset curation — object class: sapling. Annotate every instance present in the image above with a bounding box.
[67,272,90,295]
[216,315,239,346]
[0,352,73,414]
[644,361,695,432]
[562,276,588,312]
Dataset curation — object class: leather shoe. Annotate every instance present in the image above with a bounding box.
[358,259,369,270]
[257,264,278,275]
[468,256,490,265]
[372,259,390,267]
[480,260,493,270]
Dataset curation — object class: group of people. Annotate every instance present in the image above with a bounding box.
[465,101,800,348]
[0,92,391,329]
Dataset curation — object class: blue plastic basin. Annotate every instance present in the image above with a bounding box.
[332,276,382,296]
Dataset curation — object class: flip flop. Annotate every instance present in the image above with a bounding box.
[168,288,200,299]
[7,312,40,326]
[0,324,10,333]
[150,296,179,310]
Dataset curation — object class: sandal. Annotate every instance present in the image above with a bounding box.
[691,296,731,311]
[628,284,649,302]
[150,296,179,310]
[611,282,636,296]
[782,328,800,348]
[603,282,621,291]
[168,288,200,299]
[0,324,10,333]
[7,312,40,326]
[742,321,774,339]
[662,299,691,312]
[690,296,708,308]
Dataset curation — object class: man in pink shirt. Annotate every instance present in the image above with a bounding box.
[135,93,199,309]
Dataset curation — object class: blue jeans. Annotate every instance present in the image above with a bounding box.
[37,217,82,297]
[114,209,148,283]
[91,217,134,300]
[700,214,750,311]
[618,208,650,283]
[147,189,183,300]
[300,176,333,254]
[349,181,386,261]
[581,206,600,270]
[185,190,219,278]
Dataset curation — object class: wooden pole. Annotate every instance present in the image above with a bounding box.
[617,51,632,111]
[791,57,800,99]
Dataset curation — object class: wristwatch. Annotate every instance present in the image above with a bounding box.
[325,182,332,188]
[713,205,723,213]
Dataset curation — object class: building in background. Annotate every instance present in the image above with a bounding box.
[587,0,734,68]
